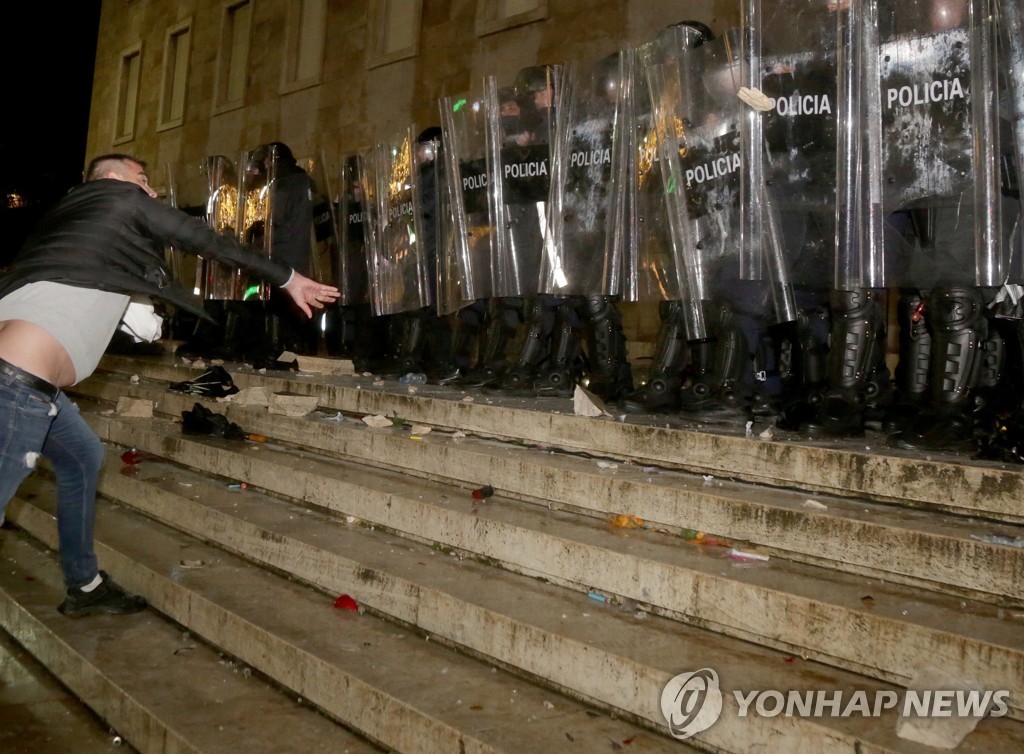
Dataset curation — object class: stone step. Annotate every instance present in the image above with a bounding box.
[97,354,1024,524]
[75,405,1024,720]
[74,375,1024,607]
[0,627,132,753]
[0,531,381,754]
[60,450,1024,753]
[5,485,684,754]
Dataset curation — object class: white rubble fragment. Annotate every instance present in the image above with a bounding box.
[702,474,714,487]
[268,393,319,417]
[231,386,271,407]
[115,397,154,418]
[24,452,41,469]
[803,499,828,510]
[452,431,467,439]
[758,426,774,440]
[596,461,618,470]
[896,668,989,749]
[573,384,611,417]
[192,359,206,369]
[745,420,753,437]
[462,396,475,402]
[295,355,356,375]
[410,425,432,435]
[129,374,140,384]
[738,86,774,111]
[277,350,299,362]
[362,414,393,428]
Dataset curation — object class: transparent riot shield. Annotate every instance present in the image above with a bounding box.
[163,162,196,293]
[236,146,277,302]
[624,23,715,306]
[487,65,560,297]
[850,0,1009,288]
[542,52,629,296]
[362,127,433,316]
[739,0,837,322]
[417,129,469,316]
[172,156,242,300]
[999,0,1024,283]
[649,32,754,341]
[298,152,338,287]
[330,153,372,307]
[440,88,497,307]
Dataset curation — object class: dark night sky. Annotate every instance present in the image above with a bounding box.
[1,2,102,206]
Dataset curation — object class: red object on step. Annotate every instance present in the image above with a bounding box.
[471,485,494,500]
[333,594,359,611]
[120,448,154,465]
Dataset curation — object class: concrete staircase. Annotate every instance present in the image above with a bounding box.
[2,352,1023,753]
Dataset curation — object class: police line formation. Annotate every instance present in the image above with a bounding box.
[165,0,1024,460]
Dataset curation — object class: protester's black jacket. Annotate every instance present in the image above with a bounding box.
[0,179,292,319]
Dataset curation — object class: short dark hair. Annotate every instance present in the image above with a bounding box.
[86,153,147,181]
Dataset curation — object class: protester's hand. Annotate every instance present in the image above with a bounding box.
[281,272,340,318]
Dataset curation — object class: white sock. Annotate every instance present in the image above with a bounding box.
[80,574,103,593]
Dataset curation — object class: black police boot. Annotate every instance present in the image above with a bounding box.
[882,291,931,433]
[579,295,633,401]
[896,286,988,452]
[806,288,887,437]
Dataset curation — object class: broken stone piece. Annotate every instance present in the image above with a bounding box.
[362,414,393,428]
[896,667,988,749]
[573,385,611,417]
[268,393,319,417]
[231,386,272,407]
[115,397,154,418]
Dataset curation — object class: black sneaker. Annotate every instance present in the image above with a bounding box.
[57,571,148,617]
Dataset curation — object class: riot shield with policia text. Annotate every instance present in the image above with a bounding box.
[330,153,372,307]
[487,65,561,297]
[362,126,433,316]
[649,30,754,341]
[440,86,499,308]
[847,0,1014,289]
[542,51,630,297]
[297,151,339,288]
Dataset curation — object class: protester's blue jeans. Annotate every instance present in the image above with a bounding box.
[0,376,103,588]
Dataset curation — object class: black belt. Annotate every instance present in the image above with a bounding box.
[0,355,60,401]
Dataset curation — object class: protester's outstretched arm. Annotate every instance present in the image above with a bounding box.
[281,271,341,318]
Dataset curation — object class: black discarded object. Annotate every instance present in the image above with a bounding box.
[251,356,300,372]
[181,402,248,440]
[168,365,239,397]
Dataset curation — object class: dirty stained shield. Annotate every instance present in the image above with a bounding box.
[850,0,1010,288]
[298,152,339,287]
[236,147,277,302]
[624,23,722,304]
[542,53,629,296]
[999,0,1024,284]
[172,156,243,300]
[440,88,497,307]
[332,154,372,307]
[649,34,753,341]
[362,128,432,316]
[418,134,469,316]
[163,162,195,292]
[740,0,842,321]
[488,68,559,297]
